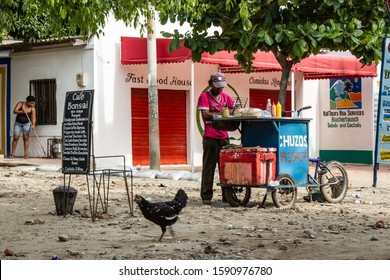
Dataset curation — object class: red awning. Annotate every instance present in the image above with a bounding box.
[121,37,282,72]
[120,37,192,64]
[200,51,282,73]
[121,37,377,79]
[200,51,240,67]
[295,53,377,80]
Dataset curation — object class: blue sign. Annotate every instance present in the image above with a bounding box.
[375,38,390,164]
[373,32,390,187]
[277,122,309,184]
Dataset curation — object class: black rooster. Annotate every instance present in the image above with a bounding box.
[134,189,188,241]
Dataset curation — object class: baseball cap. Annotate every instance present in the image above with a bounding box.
[210,72,227,88]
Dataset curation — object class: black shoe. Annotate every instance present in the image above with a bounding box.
[202,200,212,205]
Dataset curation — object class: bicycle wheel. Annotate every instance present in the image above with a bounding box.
[224,186,251,207]
[271,174,297,209]
[319,161,348,203]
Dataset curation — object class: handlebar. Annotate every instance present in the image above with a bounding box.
[285,105,312,117]
[297,106,312,114]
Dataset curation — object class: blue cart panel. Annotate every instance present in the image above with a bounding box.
[239,117,310,184]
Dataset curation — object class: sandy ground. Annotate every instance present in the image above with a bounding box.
[0,161,390,260]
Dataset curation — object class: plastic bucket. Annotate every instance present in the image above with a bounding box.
[52,186,77,215]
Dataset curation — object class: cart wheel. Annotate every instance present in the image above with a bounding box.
[224,186,251,207]
[319,161,348,203]
[272,174,297,209]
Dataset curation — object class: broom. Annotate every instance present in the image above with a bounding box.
[25,111,47,157]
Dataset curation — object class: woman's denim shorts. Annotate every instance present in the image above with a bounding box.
[14,121,31,136]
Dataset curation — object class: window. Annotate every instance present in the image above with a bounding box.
[30,79,57,125]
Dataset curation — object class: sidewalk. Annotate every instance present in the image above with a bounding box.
[0,156,200,171]
[0,156,61,168]
[0,155,202,178]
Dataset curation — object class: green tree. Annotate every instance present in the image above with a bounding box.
[7,0,204,41]
[2,0,387,110]
[160,0,387,110]
[0,0,79,42]
[1,0,19,42]
[21,0,161,40]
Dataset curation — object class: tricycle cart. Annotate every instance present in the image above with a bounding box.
[214,115,349,208]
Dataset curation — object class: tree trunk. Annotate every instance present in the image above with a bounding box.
[272,50,294,112]
[278,64,292,112]
[147,8,160,170]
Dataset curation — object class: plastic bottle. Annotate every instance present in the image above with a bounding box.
[276,101,282,117]
[271,103,276,117]
[222,107,229,118]
[266,99,272,113]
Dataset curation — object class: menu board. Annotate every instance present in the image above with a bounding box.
[62,90,94,174]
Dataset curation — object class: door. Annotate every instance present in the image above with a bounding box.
[131,88,187,165]
[249,89,292,116]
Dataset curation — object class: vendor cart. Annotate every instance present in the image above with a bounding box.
[214,114,348,208]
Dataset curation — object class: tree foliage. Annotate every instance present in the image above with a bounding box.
[1,0,387,109]
[0,0,19,41]
[21,0,162,40]
[0,0,80,42]
[1,0,199,41]
[159,0,388,109]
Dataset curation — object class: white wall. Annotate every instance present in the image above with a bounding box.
[10,45,94,157]
[318,78,374,151]
[299,76,320,158]
[93,17,150,166]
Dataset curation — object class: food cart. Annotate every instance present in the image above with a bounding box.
[214,114,348,208]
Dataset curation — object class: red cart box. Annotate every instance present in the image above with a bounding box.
[219,147,276,186]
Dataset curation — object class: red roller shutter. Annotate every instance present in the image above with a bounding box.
[131,88,187,165]
[249,89,292,116]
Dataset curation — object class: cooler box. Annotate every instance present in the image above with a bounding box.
[219,147,276,186]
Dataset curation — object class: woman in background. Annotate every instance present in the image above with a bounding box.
[9,95,36,159]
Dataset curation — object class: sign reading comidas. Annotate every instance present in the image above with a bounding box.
[62,90,94,174]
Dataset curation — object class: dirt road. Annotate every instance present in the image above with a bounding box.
[0,162,389,260]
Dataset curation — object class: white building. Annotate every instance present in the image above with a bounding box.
[0,16,377,168]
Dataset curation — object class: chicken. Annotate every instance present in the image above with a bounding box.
[134,189,188,241]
